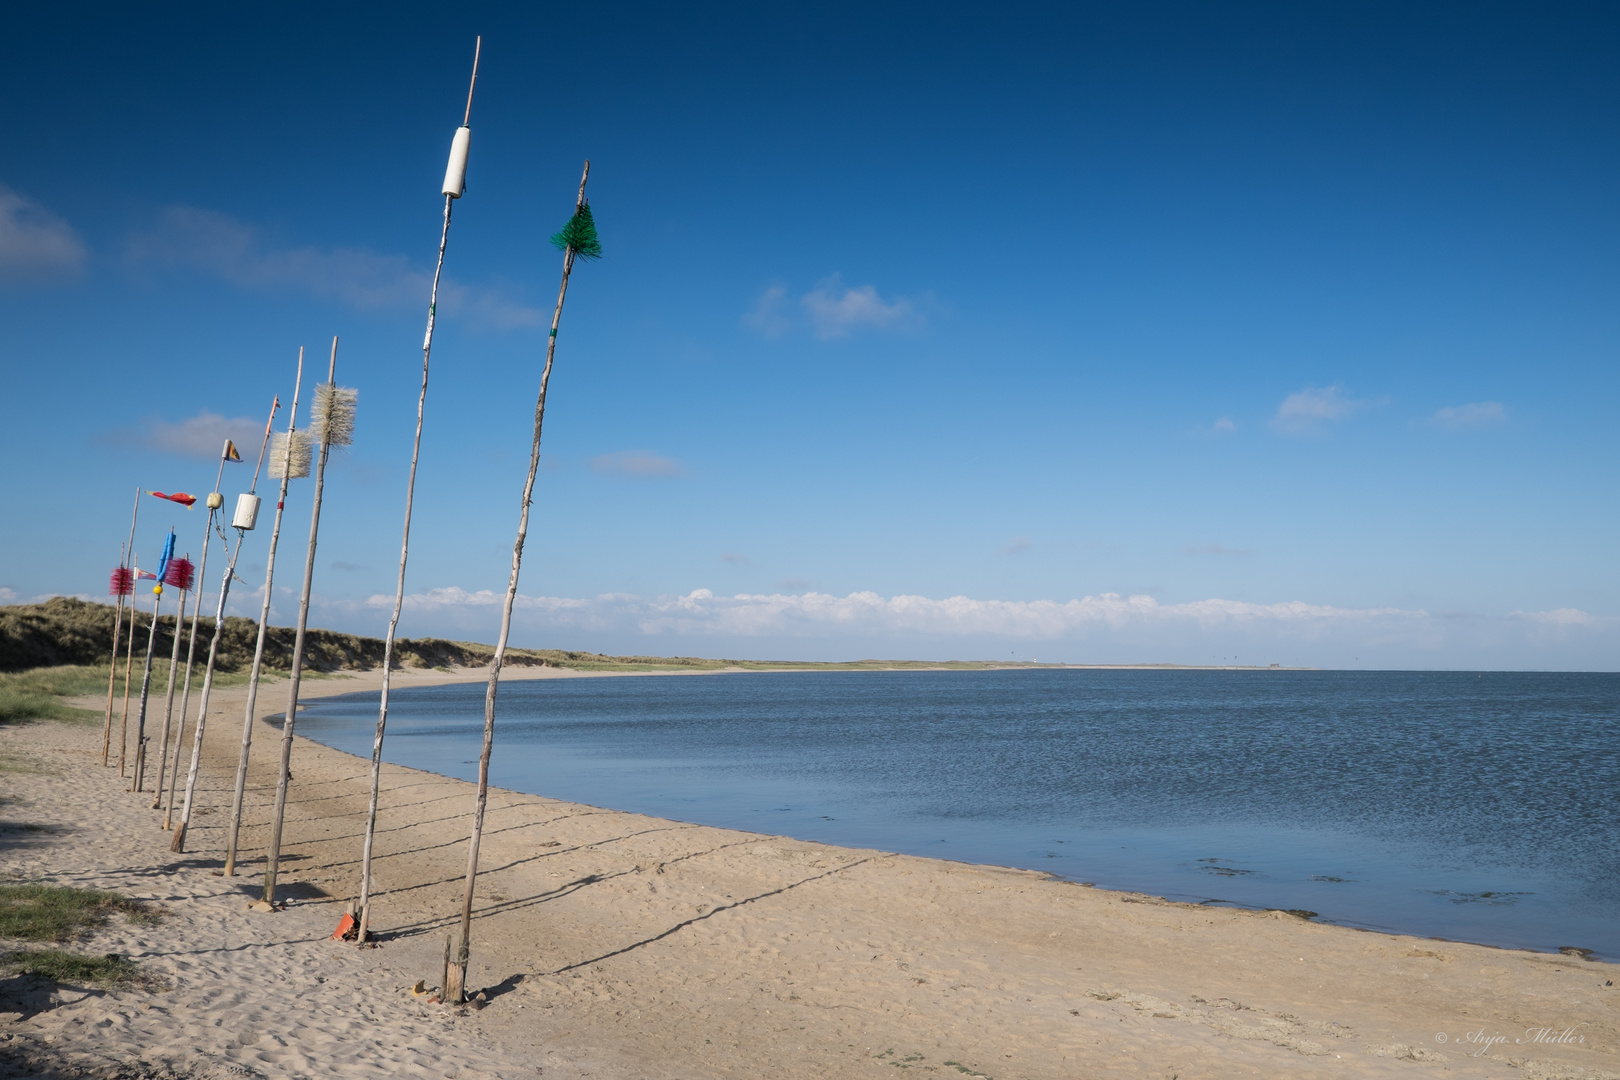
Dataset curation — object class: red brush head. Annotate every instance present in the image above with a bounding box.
[109,567,135,596]
[163,557,195,592]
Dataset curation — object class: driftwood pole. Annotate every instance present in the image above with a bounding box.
[117,550,141,776]
[171,398,280,853]
[150,552,196,807]
[446,161,596,1003]
[101,538,131,766]
[358,37,480,942]
[265,338,354,904]
[224,351,307,877]
[163,446,233,824]
[158,453,231,816]
[129,529,174,791]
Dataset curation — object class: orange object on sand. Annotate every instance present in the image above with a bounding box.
[331,912,357,941]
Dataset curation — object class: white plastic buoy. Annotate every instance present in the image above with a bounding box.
[442,126,471,198]
[232,493,261,530]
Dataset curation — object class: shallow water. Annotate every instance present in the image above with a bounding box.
[293,669,1620,958]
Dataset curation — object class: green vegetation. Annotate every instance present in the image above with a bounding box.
[0,664,103,723]
[0,948,142,986]
[0,883,161,942]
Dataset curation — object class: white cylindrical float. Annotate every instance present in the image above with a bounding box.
[442,126,471,198]
[232,493,261,531]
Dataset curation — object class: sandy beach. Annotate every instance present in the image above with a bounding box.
[3,665,1616,1079]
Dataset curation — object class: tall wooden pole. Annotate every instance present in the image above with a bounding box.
[358,37,480,942]
[224,350,305,877]
[130,567,167,791]
[265,337,343,904]
[101,538,129,766]
[150,557,191,806]
[446,161,590,1003]
[171,396,279,853]
[163,451,231,820]
[117,551,140,776]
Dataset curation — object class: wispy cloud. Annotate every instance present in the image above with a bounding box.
[1001,535,1032,555]
[0,185,87,283]
[1272,385,1370,435]
[1429,401,1506,431]
[590,451,687,478]
[720,552,750,564]
[1208,416,1237,435]
[125,205,542,327]
[744,274,926,339]
[96,409,261,460]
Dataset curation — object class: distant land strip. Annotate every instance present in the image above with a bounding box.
[0,597,1308,674]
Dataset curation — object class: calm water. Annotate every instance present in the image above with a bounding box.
[292,670,1620,958]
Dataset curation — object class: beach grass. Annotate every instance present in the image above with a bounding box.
[0,665,105,723]
[0,661,268,725]
[0,948,143,986]
[0,884,162,942]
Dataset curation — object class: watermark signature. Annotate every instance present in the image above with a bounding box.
[1435,1025,1589,1056]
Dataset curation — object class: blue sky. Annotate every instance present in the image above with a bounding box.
[2,2,1617,667]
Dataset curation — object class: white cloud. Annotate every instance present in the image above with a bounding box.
[1272,385,1367,435]
[744,275,925,339]
[1001,536,1032,555]
[126,205,541,328]
[741,284,792,337]
[0,185,87,282]
[98,409,261,460]
[720,552,750,564]
[1430,401,1506,431]
[590,451,686,478]
[355,588,1616,657]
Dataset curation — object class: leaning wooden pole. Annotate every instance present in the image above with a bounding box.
[102,539,131,766]
[358,36,480,943]
[265,338,354,904]
[129,539,171,792]
[117,550,141,776]
[224,351,307,877]
[172,398,279,853]
[164,447,236,820]
[446,160,595,1003]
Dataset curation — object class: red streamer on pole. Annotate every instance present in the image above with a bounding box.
[109,568,135,596]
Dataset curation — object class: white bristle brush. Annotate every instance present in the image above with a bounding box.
[309,383,358,447]
[268,430,312,479]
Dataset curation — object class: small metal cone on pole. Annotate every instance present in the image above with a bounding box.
[172,398,280,854]
[358,36,479,945]
[265,338,351,905]
[446,159,593,1004]
[163,455,230,823]
[224,350,306,877]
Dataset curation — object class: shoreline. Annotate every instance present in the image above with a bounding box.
[2,664,1615,1078]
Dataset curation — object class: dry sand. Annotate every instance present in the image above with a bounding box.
[2,664,1616,1079]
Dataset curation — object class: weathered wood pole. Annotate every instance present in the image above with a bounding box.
[265,337,352,904]
[447,160,591,1003]
[224,350,306,876]
[358,36,480,943]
